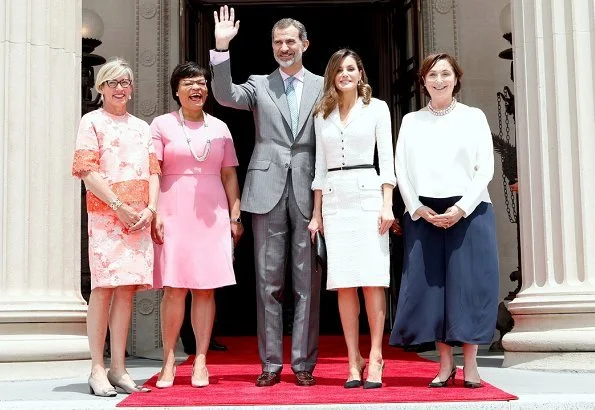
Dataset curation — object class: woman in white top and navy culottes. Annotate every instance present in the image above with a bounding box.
[389,53,499,389]
[309,49,396,389]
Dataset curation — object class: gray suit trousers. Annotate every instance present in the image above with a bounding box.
[252,174,321,374]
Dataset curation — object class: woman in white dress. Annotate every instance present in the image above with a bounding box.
[308,49,396,389]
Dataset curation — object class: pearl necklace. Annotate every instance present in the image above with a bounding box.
[427,98,457,116]
[179,108,211,162]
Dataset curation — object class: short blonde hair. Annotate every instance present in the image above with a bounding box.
[95,57,134,94]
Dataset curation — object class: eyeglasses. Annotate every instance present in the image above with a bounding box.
[180,80,208,88]
[105,79,132,88]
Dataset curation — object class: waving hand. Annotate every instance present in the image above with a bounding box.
[214,5,240,49]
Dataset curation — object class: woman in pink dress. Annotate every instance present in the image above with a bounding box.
[151,62,243,388]
[72,58,161,396]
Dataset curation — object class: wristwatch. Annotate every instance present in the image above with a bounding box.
[230,215,242,224]
[109,198,123,211]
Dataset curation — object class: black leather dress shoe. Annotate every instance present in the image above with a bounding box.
[255,371,281,387]
[295,371,316,386]
[208,338,228,351]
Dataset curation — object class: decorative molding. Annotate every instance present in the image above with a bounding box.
[422,0,459,56]
[129,0,171,355]
[137,297,156,315]
[434,0,453,14]
[421,0,460,99]
[139,99,158,116]
[134,0,170,122]
[140,50,157,66]
[140,2,158,19]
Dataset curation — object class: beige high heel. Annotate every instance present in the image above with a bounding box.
[106,370,151,394]
[191,361,209,388]
[156,365,177,389]
[88,373,117,397]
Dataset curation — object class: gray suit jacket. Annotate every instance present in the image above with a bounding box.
[210,59,324,217]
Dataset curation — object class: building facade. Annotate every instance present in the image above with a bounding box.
[0,0,593,370]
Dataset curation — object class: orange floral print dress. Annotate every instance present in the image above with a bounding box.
[72,109,161,290]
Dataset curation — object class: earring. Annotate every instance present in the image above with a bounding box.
[176,93,179,96]
[358,80,361,86]
[128,95,132,100]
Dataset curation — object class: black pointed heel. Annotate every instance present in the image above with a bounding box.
[428,367,456,388]
[363,361,384,389]
[463,380,482,388]
[344,379,362,388]
[462,366,483,388]
[343,363,366,389]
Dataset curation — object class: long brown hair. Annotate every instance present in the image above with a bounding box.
[314,49,372,119]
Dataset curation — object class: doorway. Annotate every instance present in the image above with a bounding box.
[180,0,422,336]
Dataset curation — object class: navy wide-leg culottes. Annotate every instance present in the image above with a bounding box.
[389,196,499,347]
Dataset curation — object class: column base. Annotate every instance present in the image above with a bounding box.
[0,359,91,381]
[503,351,595,370]
[0,322,90,362]
[502,312,595,370]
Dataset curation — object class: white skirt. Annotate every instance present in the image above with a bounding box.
[321,168,390,290]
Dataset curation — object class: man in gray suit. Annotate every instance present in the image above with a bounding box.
[210,5,323,387]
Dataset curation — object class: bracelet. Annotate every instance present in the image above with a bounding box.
[147,205,157,215]
[215,47,229,52]
[109,198,123,211]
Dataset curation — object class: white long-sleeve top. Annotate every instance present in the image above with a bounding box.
[395,102,493,220]
[311,97,396,190]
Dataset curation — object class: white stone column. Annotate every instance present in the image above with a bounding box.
[502,0,595,370]
[0,0,90,362]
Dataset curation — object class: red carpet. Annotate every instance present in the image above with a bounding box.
[118,335,517,407]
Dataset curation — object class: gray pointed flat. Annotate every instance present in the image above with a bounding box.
[107,370,151,394]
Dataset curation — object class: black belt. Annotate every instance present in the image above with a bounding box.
[328,164,375,172]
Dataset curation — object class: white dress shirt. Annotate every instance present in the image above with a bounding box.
[278,67,304,113]
[395,102,493,220]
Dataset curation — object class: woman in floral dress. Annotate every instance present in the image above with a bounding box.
[72,58,160,396]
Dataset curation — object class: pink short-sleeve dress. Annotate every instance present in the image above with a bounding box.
[71,109,161,290]
[151,111,239,289]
